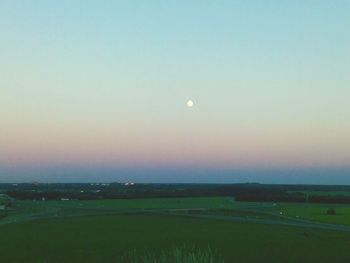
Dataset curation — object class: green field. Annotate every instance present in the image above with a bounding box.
[1,197,350,262]
[1,214,350,263]
[58,197,232,209]
[1,197,232,225]
[269,203,350,226]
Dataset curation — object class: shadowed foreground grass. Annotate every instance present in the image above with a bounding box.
[117,246,224,263]
[2,214,350,262]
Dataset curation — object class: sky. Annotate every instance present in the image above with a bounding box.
[0,0,349,183]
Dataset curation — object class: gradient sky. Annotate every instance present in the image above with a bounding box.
[1,0,349,183]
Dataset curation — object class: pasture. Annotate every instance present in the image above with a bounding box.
[270,203,350,226]
[1,197,350,262]
[1,213,350,263]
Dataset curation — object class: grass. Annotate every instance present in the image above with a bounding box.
[117,246,224,263]
[1,197,232,225]
[4,197,350,227]
[1,214,350,263]
[57,197,232,209]
[272,203,350,225]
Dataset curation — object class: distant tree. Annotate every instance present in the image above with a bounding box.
[326,208,336,215]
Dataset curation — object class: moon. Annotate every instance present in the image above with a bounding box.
[186,100,194,108]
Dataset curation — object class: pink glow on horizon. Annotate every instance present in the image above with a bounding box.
[1,125,349,170]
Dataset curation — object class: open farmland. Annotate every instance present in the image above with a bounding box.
[1,213,350,263]
[268,203,350,226]
[1,196,350,262]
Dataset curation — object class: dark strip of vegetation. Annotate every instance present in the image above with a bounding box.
[4,183,350,204]
[5,183,287,201]
[309,196,350,204]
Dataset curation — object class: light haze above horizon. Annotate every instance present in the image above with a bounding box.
[1,0,349,184]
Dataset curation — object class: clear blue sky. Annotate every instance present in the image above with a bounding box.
[1,1,349,183]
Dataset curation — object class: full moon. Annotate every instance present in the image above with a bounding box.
[187,100,194,108]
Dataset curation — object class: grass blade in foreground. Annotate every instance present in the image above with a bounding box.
[117,246,224,263]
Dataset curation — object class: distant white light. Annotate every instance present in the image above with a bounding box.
[187,100,194,108]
